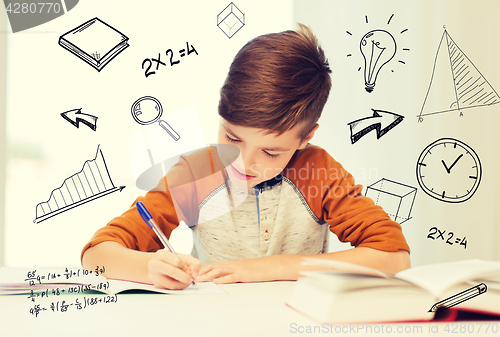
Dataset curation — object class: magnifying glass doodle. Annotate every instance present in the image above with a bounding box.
[131,96,180,141]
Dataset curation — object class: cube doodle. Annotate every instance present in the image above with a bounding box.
[217,2,245,38]
[365,178,416,224]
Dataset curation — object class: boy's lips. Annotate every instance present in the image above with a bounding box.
[230,165,256,180]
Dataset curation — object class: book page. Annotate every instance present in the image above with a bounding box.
[299,270,414,292]
[301,257,392,278]
[396,259,500,297]
[468,279,500,291]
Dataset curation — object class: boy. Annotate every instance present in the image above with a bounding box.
[82,24,410,290]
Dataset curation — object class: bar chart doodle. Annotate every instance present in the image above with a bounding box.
[34,145,125,224]
[418,28,500,121]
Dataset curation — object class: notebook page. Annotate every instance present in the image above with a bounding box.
[301,257,392,278]
[106,279,227,295]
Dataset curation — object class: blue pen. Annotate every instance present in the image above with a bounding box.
[136,201,198,289]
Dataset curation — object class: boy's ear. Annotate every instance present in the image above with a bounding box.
[298,124,319,149]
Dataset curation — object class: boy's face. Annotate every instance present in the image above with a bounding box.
[218,118,314,188]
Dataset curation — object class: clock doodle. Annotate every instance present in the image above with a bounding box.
[416,138,482,203]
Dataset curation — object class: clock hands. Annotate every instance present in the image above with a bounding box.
[441,154,464,174]
[448,154,464,172]
[441,160,450,173]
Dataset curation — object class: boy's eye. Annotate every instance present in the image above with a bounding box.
[225,133,279,158]
[225,134,240,143]
[263,151,279,159]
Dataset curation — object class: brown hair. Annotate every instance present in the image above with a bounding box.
[218,24,332,140]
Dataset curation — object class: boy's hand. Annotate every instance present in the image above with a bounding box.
[148,250,202,290]
[195,258,276,284]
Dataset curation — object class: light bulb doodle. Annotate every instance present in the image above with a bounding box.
[360,30,396,93]
[346,14,409,93]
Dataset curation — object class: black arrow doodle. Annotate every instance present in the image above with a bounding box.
[61,108,98,131]
[348,109,404,144]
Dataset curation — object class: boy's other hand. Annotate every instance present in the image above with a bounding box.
[195,258,274,284]
[148,251,202,290]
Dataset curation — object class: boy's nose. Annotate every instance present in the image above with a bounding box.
[240,150,257,171]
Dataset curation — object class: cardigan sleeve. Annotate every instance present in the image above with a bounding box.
[286,145,410,253]
[80,146,227,262]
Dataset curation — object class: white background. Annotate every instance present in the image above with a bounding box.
[1,0,499,268]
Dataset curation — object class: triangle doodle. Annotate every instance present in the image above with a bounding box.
[418,29,500,120]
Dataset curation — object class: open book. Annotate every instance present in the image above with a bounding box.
[287,259,500,323]
[0,267,224,295]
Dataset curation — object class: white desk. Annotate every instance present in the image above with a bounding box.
[1,281,499,337]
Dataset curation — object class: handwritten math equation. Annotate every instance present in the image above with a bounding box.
[22,266,118,317]
[25,266,105,286]
[427,227,467,249]
[27,281,110,302]
[29,295,118,317]
[142,42,198,78]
